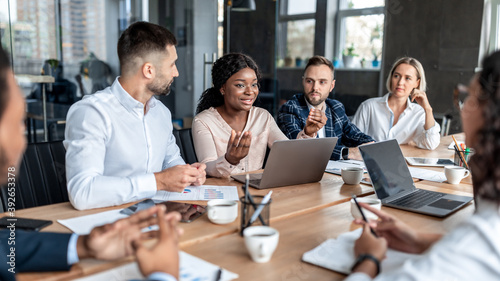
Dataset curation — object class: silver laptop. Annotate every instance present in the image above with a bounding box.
[231,137,338,189]
[359,139,472,217]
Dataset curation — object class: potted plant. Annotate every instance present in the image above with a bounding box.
[342,44,357,68]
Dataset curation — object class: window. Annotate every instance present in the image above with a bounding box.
[478,0,500,71]
[335,0,385,69]
[0,0,142,98]
[489,0,500,51]
[277,0,316,68]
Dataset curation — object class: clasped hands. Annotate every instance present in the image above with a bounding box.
[155,162,207,192]
[77,205,183,279]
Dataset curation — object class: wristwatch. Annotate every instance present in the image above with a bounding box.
[341,147,349,160]
[351,253,380,275]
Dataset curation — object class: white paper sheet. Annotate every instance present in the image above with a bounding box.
[58,209,127,235]
[325,160,366,175]
[302,228,419,274]
[152,185,239,202]
[74,251,239,281]
[326,160,447,183]
[408,167,447,183]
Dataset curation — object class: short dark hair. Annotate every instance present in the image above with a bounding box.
[196,53,261,114]
[304,56,334,79]
[0,47,11,120]
[117,21,177,73]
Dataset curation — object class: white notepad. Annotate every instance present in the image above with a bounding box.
[302,229,419,274]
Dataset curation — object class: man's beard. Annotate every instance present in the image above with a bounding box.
[148,78,173,96]
[305,91,325,106]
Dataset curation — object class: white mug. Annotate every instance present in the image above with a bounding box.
[243,226,279,263]
[350,197,381,220]
[444,166,470,184]
[341,167,364,185]
[207,199,238,224]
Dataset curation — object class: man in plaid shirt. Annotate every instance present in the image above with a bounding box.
[278,56,374,160]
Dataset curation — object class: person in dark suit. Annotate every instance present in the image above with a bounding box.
[0,46,180,280]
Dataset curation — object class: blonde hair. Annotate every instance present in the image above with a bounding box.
[386,57,427,93]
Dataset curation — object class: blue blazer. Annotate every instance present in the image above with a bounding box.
[0,230,72,280]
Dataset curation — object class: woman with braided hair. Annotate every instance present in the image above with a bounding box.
[193,53,309,178]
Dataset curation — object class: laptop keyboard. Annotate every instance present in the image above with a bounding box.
[249,179,262,186]
[389,189,444,209]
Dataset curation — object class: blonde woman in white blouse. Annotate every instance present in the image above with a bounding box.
[192,53,314,177]
[352,57,440,150]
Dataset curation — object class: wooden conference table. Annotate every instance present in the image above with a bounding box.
[16,134,474,281]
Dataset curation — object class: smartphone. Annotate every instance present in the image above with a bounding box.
[158,201,206,223]
[0,216,52,231]
[120,199,206,223]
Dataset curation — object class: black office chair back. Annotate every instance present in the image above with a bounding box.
[0,141,68,210]
[173,128,198,164]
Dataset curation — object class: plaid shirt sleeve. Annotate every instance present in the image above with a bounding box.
[277,97,308,139]
[326,100,375,160]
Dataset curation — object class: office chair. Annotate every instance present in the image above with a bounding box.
[173,128,199,164]
[0,141,68,210]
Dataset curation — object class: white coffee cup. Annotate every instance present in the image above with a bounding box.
[350,197,381,220]
[444,166,470,184]
[243,226,279,263]
[207,199,238,224]
[341,167,364,185]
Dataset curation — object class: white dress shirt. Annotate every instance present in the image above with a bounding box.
[352,93,440,150]
[64,77,185,210]
[345,198,500,281]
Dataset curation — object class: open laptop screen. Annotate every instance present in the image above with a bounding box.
[359,140,415,200]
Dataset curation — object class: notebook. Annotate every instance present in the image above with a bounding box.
[231,137,337,189]
[359,139,472,217]
[302,228,419,275]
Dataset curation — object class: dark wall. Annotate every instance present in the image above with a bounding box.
[276,68,379,97]
[382,0,483,133]
[228,0,276,75]
[227,0,484,129]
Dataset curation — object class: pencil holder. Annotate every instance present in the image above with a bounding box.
[240,196,272,236]
[454,148,474,168]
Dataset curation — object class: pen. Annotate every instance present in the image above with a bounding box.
[452,135,469,170]
[460,143,466,151]
[244,173,249,202]
[352,195,378,237]
[454,144,469,170]
[215,267,222,281]
[247,190,273,226]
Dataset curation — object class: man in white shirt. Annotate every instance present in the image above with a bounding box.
[65,22,206,210]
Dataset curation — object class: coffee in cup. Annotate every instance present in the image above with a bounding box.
[444,166,470,184]
[243,226,279,263]
[207,199,238,224]
[341,167,364,185]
